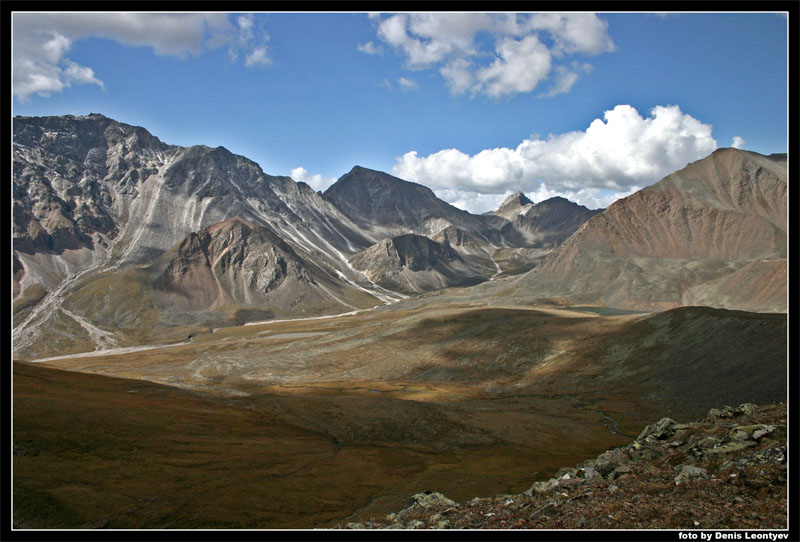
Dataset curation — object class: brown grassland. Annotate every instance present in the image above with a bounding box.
[13,301,786,529]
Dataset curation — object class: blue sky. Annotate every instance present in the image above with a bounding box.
[12,12,788,212]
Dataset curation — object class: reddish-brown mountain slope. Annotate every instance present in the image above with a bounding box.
[516,148,786,312]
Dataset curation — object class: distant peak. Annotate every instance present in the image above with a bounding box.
[496,191,533,214]
[537,196,571,205]
[346,165,375,175]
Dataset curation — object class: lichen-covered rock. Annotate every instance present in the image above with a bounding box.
[674,465,709,485]
[401,491,457,514]
[637,417,677,440]
[706,440,757,455]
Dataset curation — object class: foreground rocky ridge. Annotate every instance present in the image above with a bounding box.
[344,402,786,530]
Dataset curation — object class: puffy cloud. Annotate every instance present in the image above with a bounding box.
[370,12,614,98]
[393,104,718,210]
[539,62,592,98]
[474,35,551,97]
[356,41,383,55]
[245,46,271,68]
[527,13,616,56]
[290,167,336,192]
[731,136,746,149]
[12,13,269,101]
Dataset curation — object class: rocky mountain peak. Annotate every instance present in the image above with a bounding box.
[322,165,484,238]
[518,147,787,312]
[494,191,534,220]
[499,191,533,209]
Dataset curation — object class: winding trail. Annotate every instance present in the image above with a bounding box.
[28,340,194,364]
[28,304,385,363]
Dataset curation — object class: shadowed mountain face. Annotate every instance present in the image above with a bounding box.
[323,166,497,241]
[499,196,601,249]
[349,234,487,295]
[516,148,787,312]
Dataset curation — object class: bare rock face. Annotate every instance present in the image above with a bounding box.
[156,217,309,310]
[13,113,169,255]
[147,216,380,324]
[349,234,487,295]
[517,149,787,313]
[431,225,491,254]
[493,191,533,220]
[499,196,600,249]
[12,115,382,354]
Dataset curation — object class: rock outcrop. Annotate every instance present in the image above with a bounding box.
[493,191,533,220]
[349,234,487,295]
[345,402,786,530]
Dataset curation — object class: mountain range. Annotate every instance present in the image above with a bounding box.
[12,114,787,358]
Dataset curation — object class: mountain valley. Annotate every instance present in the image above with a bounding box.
[11,114,788,531]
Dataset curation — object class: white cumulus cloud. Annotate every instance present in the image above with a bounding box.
[392,104,718,211]
[370,12,615,98]
[12,12,270,101]
[290,167,337,192]
[731,136,746,149]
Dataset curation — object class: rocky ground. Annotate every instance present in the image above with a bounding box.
[342,402,787,530]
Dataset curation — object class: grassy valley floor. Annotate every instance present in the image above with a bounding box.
[13,302,787,529]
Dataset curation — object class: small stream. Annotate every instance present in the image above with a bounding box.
[595,410,636,439]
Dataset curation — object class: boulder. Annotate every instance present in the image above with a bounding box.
[401,491,456,513]
[674,465,709,485]
[706,441,757,455]
[637,417,677,440]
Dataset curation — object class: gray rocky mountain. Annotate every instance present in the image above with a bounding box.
[53,217,381,338]
[12,114,388,356]
[514,148,787,312]
[498,196,601,249]
[322,166,500,242]
[153,216,377,318]
[493,191,533,220]
[349,234,487,295]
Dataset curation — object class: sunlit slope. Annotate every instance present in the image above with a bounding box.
[515,149,787,312]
